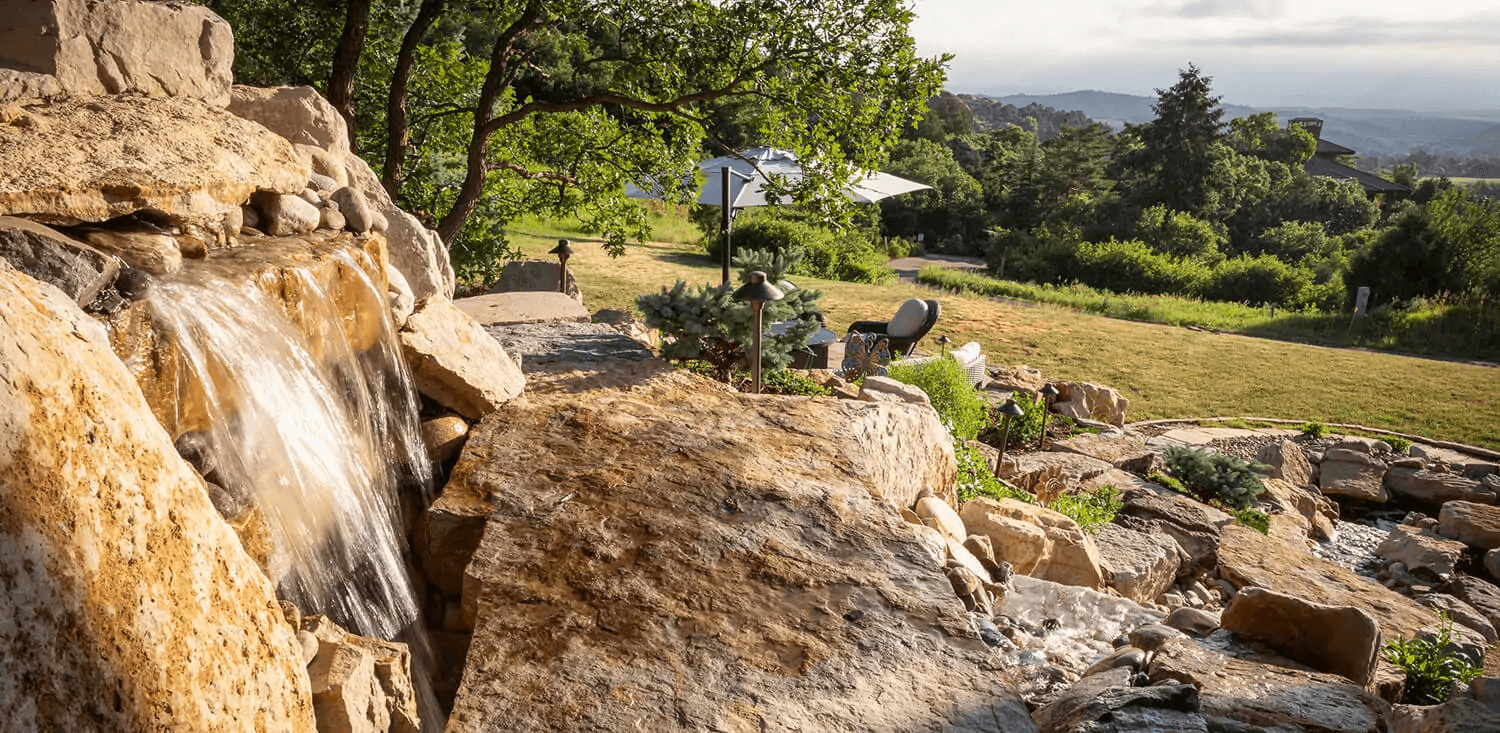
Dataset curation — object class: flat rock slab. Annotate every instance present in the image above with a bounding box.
[435,370,1035,732]
[454,291,589,327]
[399,298,525,420]
[1156,427,1286,446]
[1050,433,1159,473]
[483,321,653,371]
[1001,451,1113,487]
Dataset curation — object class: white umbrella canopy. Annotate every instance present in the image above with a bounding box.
[626,146,931,284]
[628,146,930,208]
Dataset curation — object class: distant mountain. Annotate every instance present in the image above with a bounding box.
[980,90,1500,162]
[950,93,1094,140]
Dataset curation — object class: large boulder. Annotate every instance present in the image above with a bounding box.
[999,451,1112,488]
[1260,475,1337,541]
[1392,697,1500,733]
[398,298,526,420]
[1147,636,1390,733]
[959,497,1106,589]
[1257,439,1314,488]
[0,95,307,229]
[1375,524,1468,581]
[0,262,314,729]
[1049,433,1159,474]
[439,369,1033,732]
[1112,487,1229,577]
[1094,524,1180,604]
[1435,575,1500,633]
[487,259,582,304]
[0,0,234,105]
[1388,467,1495,506]
[1032,668,1207,732]
[1220,586,1382,686]
[1319,447,1390,502]
[1414,594,1498,644]
[227,85,352,155]
[0,215,119,304]
[1052,380,1128,427]
[1439,501,1500,550]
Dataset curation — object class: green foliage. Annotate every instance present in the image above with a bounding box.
[636,251,822,383]
[1005,389,1049,447]
[887,357,989,441]
[952,445,1118,532]
[763,369,832,397]
[1202,254,1312,307]
[1074,238,1212,295]
[879,137,986,246]
[1148,471,1189,495]
[1301,421,1330,439]
[1382,612,1484,705]
[712,212,893,284]
[1050,485,1123,534]
[1233,508,1270,535]
[1116,64,1226,213]
[1135,205,1225,261]
[1163,445,1267,511]
[1385,436,1413,454]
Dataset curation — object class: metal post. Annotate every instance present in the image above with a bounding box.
[750,300,765,393]
[996,415,1013,475]
[721,166,732,286]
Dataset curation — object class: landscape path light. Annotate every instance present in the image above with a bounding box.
[1037,383,1059,450]
[548,239,576,294]
[732,270,784,394]
[996,398,1025,475]
[937,334,951,355]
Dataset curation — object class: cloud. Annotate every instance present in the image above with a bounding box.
[1150,0,1286,19]
[1197,13,1500,47]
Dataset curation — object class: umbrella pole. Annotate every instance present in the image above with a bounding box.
[721,166,732,286]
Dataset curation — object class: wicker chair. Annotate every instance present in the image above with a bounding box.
[845,298,941,357]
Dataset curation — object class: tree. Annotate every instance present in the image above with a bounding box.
[1116,64,1225,213]
[878,137,984,246]
[215,0,946,280]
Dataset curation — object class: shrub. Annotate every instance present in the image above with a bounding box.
[1301,421,1329,439]
[1383,612,1484,705]
[999,390,1047,447]
[1203,254,1312,307]
[710,213,894,284]
[1148,471,1189,495]
[1073,238,1212,295]
[764,369,832,397]
[1051,485,1123,534]
[1163,445,1268,511]
[1233,508,1270,535]
[887,357,989,441]
[1385,435,1413,454]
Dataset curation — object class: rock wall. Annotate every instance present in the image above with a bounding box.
[0,0,234,105]
[0,262,314,730]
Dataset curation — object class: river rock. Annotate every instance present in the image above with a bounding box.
[330,186,378,234]
[0,215,119,304]
[253,191,321,236]
[398,298,525,420]
[0,0,234,105]
[1389,467,1495,506]
[1094,524,1180,604]
[0,95,306,228]
[1147,636,1390,733]
[1375,524,1467,580]
[914,496,966,544]
[81,227,182,275]
[1257,439,1314,488]
[960,497,1106,589]
[1052,380,1128,426]
[420,415,470,464]
[0,262,314,729]
[438,368,1033,732]
[1319,447,1389,502]
[1032,667,1207,732]
[1221,586,1382,686]
[1165,607,1220,636]
[1392,697,1500,733]
[1439,500,1500,550]
[1049,433,1160,473]
[1414,593,1499,644]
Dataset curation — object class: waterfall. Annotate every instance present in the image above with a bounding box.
[140,245,442,728]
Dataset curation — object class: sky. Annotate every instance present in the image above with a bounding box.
[908,0,1500,115]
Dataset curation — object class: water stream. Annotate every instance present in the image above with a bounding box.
[141,245,442,728]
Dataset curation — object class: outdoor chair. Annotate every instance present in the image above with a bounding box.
[845,298,940,357]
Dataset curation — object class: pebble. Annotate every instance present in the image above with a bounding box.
[1312,518,1396,580]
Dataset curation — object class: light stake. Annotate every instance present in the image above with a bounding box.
[731,271,784,394]
[1037,383,1059,450]
[548,239,576,294]
[996,398,1025,475]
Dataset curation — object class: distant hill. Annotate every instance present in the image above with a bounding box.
[950,93,1094,140]
[981,90,1500,162]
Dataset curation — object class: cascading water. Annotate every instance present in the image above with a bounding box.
[139,244,443,729]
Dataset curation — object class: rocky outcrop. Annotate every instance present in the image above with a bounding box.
[1221,586,1382,686]
[1414,593,1498,644]
[1388,467,1495,506]
[438,369,1032,732]
[1032,668,1206,732]
[1260,476,1337,541]
[1257,439,1314,489]
[1319,447,1390,502]
[398,298,526,420]
[1113,487,1229,577]
[1392,697,1500,733]
[0,214,119,304]
[0,262,314,729]
[1049,433,1159,473]
[1439,501,1500,550]
[1094,524,1179,604]
[960,498,1106,589]
[0,0,234,105]
[1436,575,1500,633]
[1052,380,1128,427]
[999,451,1113,488]
[0,95,306,229]
[302,616,419,733]
[1376,524,1468,581]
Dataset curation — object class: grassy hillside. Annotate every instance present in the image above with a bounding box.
[499,228,1499,451]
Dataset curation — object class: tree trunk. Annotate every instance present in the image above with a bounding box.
[328,0,372,138]
[382,0,447,199]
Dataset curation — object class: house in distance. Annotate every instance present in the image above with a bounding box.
[1291,117,1410,195]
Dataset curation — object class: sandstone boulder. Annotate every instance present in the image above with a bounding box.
[1257,439,1314,488]
[1052,380,1128,426]
[1435,575,1500,633]
[1260,475,1337,541]
[1032,668,1207,733]
[453,291,591,328]
[859,375,933,406]
[1439,500,1500,550]
[1113,488,1229,577]
[0,0,234,105]
[986,364,1047,392]
[1147,636,1390,733]
[914,496,966,544]
[960,497,1106,589]
[1388,467,1495,506]
[1049,432,1159,473]
[1392,697,1500,733]
[0,262,314,729]
[1319,447,1389,502]
[228,85,352,154]
[439,368,1032,732]
[0,95,307,228]
[1094,524,1180,604]
[999,451,1113,488]
[1376,524,1468,581]
[302,616,420,733]
[398,298,525,420]
[487,259,582,303]
[0,215,118,304]
[1487,548,1500,583]
[1221,586,1382,686]
[1414,593,1498,644]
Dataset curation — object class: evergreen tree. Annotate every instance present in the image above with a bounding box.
[1117,64,1225,214]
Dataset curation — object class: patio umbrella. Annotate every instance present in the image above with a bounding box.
[627,146,931,284]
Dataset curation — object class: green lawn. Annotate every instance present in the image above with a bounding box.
[491,217,1499,451]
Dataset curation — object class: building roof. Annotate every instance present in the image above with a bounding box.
[1314,138,1356,157]
[1304,156,1410,193]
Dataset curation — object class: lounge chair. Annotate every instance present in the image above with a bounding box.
[845,298,940,357]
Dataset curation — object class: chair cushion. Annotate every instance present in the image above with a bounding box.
[887,298,929,338]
